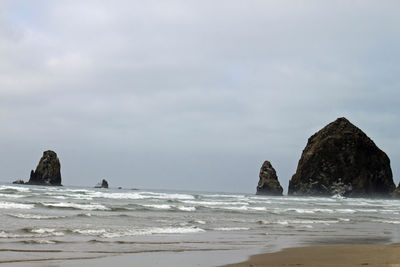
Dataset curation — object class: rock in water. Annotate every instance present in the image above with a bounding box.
[27,150,62,186]
[95,179,109,188]
[392,183,400,198]
[288,117,395,197]
[256,161,283,196]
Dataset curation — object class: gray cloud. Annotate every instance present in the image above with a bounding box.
[1,0,399,192]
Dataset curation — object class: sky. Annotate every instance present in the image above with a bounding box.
[0,0,399,193]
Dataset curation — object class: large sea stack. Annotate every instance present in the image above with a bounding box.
[27,150,62,186]
[256,161,283,196]
[288,117,395,197]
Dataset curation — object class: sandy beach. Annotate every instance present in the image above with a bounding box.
[222,244,400,267]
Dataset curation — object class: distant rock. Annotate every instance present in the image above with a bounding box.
[392,183,400,198]
[288,117,395,197]
[26,150,62,186]
[256,161,283,196]
[95,179,109,188]
[12,179,25,184]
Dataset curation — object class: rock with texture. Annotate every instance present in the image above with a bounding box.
[288,118,395,197]
[256,161,283,196]
[27,150,62,186]
[12,180,25,184]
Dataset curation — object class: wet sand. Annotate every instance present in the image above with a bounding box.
[222,244,400,267]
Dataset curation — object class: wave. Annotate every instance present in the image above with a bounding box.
[212,227,250,231]
[181,200,249,206]
[41,202,109,211]
[207,205,266,212]
[258,219,340,226]
[0,201,34,209]
[0,228,64,238]
[0,185,30,192]
[29,228,64,236]
[372,219,400,224]
[7,213,66,219]
[141,204,196,212]
[82,191,196,201]
[0,193,24,198]
[70,226,205,238]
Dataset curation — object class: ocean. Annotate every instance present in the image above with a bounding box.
[0,183,400,266]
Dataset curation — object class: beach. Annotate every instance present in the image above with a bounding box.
[222,244,400,267]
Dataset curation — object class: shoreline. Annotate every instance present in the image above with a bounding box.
[220,243,400,267]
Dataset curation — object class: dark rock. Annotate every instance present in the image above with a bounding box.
[256,161,283,196]
[26,150,62,186]
[95,179,109,188]
[12,179,25,184]
[288,117,395,197]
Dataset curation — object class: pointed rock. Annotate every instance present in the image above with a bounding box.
[256,161,283,196]
[95,179,109,188]
[27,150,62,186]
[288,118,395,197]
[392,183,400,198]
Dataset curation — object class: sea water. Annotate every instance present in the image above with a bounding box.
[0,183,399,266]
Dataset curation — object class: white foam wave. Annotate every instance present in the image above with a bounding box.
[72,226,205,238]
[0,186,30,192]
[143,204,172,210]
[0,193,24,198]
[213,227,250,231]
[0,202,34,209]
[87,191,195,200]
[30,228,64,236]
[0,231,35,238]
[182,200,249,206]
[373,219,400,224]
[260,219,339,226]
[73,229,107,235]
[335,209,356,214]
[285,208,315,214]
[177,206,196,211]
[42,202,109,210]
[208,205,266,211]
[204,194,245,198]
[8,213,65,219]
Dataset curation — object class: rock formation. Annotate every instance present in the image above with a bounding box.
[95,179,109,188]
[256,161,283,196]
[26,150,62,186]
[392,183,400,198]
[12,180,25,184]
[288,117,395,197]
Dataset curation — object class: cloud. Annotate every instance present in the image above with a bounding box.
[0,0,399,192]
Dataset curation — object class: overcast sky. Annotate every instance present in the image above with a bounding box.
[1,0,399,193]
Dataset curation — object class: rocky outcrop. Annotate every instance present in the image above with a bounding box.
[95,179,109,188]
[288,117,395,197]
[392,183,400,198]
[26,150,62,186]
[256,161,283,196]
[12,180,25,184]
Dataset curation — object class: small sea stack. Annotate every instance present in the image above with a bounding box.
[95,179,109,188]
[392,183,400,198]
[288,117,395,197]
[26,150,62,186]
[256,161,283,196]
